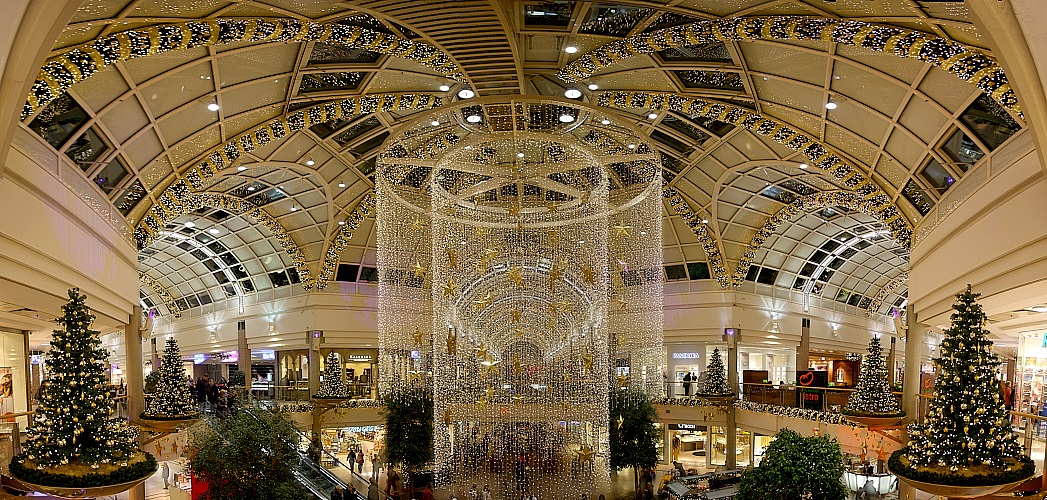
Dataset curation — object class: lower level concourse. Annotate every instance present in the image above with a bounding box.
[3,1,1047,499]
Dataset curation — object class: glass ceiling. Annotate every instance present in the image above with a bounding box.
[28,0,1025,318]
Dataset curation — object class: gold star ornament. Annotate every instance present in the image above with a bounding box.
[441,281,458,298]
[613,224,632,238]
[412,261,428,278]
[506,266,524,287]
[472,292,492,310]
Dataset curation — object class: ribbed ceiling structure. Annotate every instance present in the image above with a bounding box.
[23,0,1024,320]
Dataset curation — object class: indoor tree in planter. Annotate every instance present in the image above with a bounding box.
[698,347,733,397]
[841,336,904,424]
[736,428,846,500]
[141,338,199,421]
[890,286,1033,493]
[609,387,659,498]
[10,289,156,493]
[382,386,433,495]
[314,352,349,399]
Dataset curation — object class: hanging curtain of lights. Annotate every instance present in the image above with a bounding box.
[377,97,663,495]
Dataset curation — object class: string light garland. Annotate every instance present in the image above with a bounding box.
[377,96,663,496]
[11,289,155,487]
[892,286,1033,485]
[733,401,859,428]
[866,271,908,317]
[662,187,730,288]
[560,16,1021,118]
[841,337,903,418]
[142,338,199,419]
[138,271,182,316]
[25,19,463,120]
[316,193,377,289]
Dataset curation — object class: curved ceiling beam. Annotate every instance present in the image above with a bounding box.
[25,18,463,120]
[316,191,376,289]
[867,271,908,318]
[561,16,1020,118]
[139,270,182,317]
[732,190,907,288]
[597,91,913,249]
[134,93,441,249]
[663,187,731,289]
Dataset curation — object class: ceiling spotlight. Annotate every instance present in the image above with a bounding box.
[466,114,482,123]
[559,113,575,123]
[208,228,220,235]
[338,220,345,226]
[648,112,658,120]
[458,89,475,99]
[247,186,256,192]
[600,119,610,125]
[237,165,247,171]
[701,219,709,224]
[627,143,636,149]
[565,45,578,54]
[206,102,220,112]
[439,84,450,92]
[290,205,299,212]
[305,158,315,166]
[825,101,838,110]
[799,163,809,169]
[564,88,582,99]
[184,221,196,228]
[337,181,346,188]
[430,120,440,127]
[517,152,525,158]
[587,83,599,91]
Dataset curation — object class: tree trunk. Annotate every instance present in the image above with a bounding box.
[633,466,640,500]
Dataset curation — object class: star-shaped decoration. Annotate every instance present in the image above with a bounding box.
[445,248,459,269]
[513,357,524,375]
[563,371,572,382]
[555,299,574,312]
[616,415,624,429]
[576,445,596,463]
[511,393,525,404]
[616,374,630,388]
[475,343,489,360]
[412,328,425,345]
[546,230,559,247]
[472,292,492,310]
[506,266,524,287]
[876,448,887,462]
[480,358,502,377]
[480,248,498,266]
[477,398,488,411]
[409,370,426,382]
[514,327,524,337]
[614,296,628,310]
[616,334,626,348]
[548,261,566,291]
[485,386,494,400]
[410,218,425,231]
[546,202,560,212]
[613,224,632,238]
[441,281,458,298]
[582,264,596,286]
[412,261,428,278]
[548,301,561,314]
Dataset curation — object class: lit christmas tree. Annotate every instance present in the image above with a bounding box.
[699,347,732,396]
[142,338,198,419]
[842,337,903,417]
[315,352,348,398]
[890,286,1033,485]
[11,289,154,487]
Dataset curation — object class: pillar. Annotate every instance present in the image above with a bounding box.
[124,306,145,500]
[887,336,897,386]
[307,331,322,438]
[796,317,810,371]
[237,320,250,384]
[899,304,924,500]
[725,329,739,469]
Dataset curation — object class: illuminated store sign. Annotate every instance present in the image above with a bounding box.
[672,352,700,359]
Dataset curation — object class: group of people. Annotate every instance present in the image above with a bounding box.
[680,372,701,397]
[190,375,237,416]
[330,476,381,500]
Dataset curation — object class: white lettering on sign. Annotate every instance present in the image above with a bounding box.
[672,352,700,359]
[347,355,374,362]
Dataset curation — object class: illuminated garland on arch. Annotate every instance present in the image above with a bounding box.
[134,93,441,250]
[26,19,463,120]
[866,271,908,317]
[315,192,376,289]
[561,16,1020,118]
[732,190,909,288]
[138,271,182,316]
[662,187,730,288]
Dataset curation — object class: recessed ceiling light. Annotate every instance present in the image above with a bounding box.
[587,83,599,91]
[558,113,574,123]
[305,158,315,166]
[1029,305,1047,313]
[337,182,346,188]
[430,120,440,126]
[338,221,345,226]
[701,219,709,224]
[237,166,247,171]
[458,89,475,99]
[184,221,196,228]
[290,205,298,212]
[208,228,220,235]
[464,145,473,150]
[627,143,636,149]
[825,101,838,110]
[439,84,450,92]
[460,241,467,245]
[639,231,646,235]
[207,102,220,112]
[565,45,578,54]
[466,114,482,123]
[578,240,585,244]
[247,186,256,191]
[647,112,658,119]
[600,119,610,125]
[799,163,809,169]
[564,88,582,99]
[517,152,525,158]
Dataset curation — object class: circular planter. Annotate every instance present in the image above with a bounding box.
[136,415,200,433]
[843,414,906,428]
[11,464,156,499]
[892,473,1029,498]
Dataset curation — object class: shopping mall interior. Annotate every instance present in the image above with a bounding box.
[1,0,1047,499]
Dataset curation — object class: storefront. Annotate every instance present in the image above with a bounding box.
[0,330,30,428]
[666,344,707,398]
[666,423,708,469]
[709,427,754,468]
[319,425,384,472]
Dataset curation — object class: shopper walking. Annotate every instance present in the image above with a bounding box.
[160,462,170,489]
[331,485,344,500]
[368,478,380,500]
[371,451,382,479]
[357,448,365,473]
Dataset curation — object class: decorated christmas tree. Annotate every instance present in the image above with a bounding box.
[842,337,903,417]
[890,286,1033,486]
[11,289,155,487]
[315,352,348,398]
[142,338,199,419]
[699,347,732,396]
